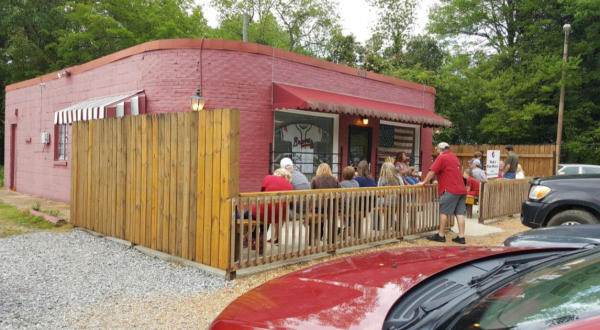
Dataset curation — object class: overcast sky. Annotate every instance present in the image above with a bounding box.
[194,0,440,44]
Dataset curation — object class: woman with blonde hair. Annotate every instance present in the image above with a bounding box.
[310,163,340,190]
[378,162,403,187]
[516,164,525,179]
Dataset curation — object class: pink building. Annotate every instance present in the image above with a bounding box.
[4,39,451,203]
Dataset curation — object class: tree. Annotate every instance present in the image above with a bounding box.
[56,0,211,67]
[325,29,364,68]
[429,0,521,57]
[366,0,418,59]
[402,35,446,74]
[212,0,340,54]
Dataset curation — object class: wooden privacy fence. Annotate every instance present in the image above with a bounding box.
[478,178,531,223]
[433,145,556,177]
[70,109,240,271]
[230,185,447,272]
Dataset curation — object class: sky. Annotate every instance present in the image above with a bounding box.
[194,0,440,44]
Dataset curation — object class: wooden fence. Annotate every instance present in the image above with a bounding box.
[70,109,240,271]
[478,178,531,223]
[433,145,556,177]
[230,185,447,272]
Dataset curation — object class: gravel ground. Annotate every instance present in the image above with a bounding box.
[82,216,530,330]
[0,217,528,330]
[0,229,229,330]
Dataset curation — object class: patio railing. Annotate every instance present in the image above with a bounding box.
[230,185,445,272]
[479,178,532,223]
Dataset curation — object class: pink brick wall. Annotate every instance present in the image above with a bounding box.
[4,46,437,202]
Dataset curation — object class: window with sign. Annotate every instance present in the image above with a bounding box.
[273,110,338,179]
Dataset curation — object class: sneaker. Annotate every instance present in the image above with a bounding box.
[427,234,446,242]
[452,236,466,244]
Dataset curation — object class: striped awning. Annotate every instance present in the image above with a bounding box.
[54,91,142,125]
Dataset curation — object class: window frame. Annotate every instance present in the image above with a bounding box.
[55,123,69,161]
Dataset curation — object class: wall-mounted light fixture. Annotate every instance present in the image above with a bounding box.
[434,127,442,135]
[57,69,69,78]
[190,87,205,111]
[361,116,369,125]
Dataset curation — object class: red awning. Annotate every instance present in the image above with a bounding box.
[273,83,452,127]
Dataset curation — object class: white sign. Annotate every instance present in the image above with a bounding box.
[487,150,501,178]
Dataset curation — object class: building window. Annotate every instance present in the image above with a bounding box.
[273,110,339,179]
[57,124,68,160]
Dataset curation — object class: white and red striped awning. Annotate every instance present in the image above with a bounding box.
[54,91,143,125]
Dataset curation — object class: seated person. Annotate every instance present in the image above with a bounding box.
[464,169,480,197]
[340,166,359,188]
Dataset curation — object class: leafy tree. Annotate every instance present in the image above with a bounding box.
[212,0,340,54]
[366,0,417,60]
[429,0,521,57]
[326,29,364,68]
[56,0,210,67]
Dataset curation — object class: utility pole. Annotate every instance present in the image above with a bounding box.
[243,13,249,42]
[555,24,571,175]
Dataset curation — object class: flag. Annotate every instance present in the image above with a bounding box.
[377,124,416,165]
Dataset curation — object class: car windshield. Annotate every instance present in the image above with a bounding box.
[447,249,600,330]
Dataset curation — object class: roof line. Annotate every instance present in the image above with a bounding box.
[5,39,437,95]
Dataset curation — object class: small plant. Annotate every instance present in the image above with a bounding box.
[32,202,42,211]
[46,210,60,217]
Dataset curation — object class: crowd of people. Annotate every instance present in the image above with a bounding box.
[462,145,524,197]
[242,144,524,248]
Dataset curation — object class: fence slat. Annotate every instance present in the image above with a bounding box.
[203,111,214,264]
[211,110,223,267]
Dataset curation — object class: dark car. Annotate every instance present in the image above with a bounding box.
[503,225,600,248]
[521,174,600,228]
[210,246,600,330]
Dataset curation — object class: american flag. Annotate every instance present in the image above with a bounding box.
[378,124,416,167]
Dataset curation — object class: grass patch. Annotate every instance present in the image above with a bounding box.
[32,202,42,211]
[0,201,72,238]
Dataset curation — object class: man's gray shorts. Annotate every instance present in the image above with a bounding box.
[440,192,467,216]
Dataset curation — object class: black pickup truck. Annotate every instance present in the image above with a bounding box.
[521,174,600,228]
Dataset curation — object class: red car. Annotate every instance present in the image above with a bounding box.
[210,246,600,330]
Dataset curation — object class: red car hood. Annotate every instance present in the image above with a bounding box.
[211,247,536,330]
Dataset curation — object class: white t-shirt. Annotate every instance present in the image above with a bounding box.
[281,124,323,173]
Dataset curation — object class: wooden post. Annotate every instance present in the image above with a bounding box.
[478,181,486,224]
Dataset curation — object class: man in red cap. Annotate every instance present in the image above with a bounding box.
[418,142,468,244]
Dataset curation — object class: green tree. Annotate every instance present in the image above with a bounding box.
[56,0,210,67]
[367,0,417,60]
[326,29,364,68]
[211,0,339,54]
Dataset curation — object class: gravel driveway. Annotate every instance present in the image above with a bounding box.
[0,229,229,330]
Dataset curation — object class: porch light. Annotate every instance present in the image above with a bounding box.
[361,116,369,125]
[190,87,205,111]
[434,127,442,135]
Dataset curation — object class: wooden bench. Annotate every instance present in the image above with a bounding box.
[466,195,478,219]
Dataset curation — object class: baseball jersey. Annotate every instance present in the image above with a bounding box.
[281,124,323,173]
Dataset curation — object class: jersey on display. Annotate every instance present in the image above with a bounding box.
[281,124,323,173]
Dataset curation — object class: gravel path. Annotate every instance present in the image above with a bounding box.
[0,229,229,330]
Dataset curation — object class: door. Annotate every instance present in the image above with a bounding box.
[348,126,372,168]
[10,124,16,190]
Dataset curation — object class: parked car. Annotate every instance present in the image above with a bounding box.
[558,164,600,175]
[503,225,600,248]
[521,174,600,228]
[210,246,600,330]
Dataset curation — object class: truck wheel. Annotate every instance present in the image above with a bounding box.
[547,210,600,227]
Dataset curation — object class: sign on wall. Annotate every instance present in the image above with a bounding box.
[487,150,501,178]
